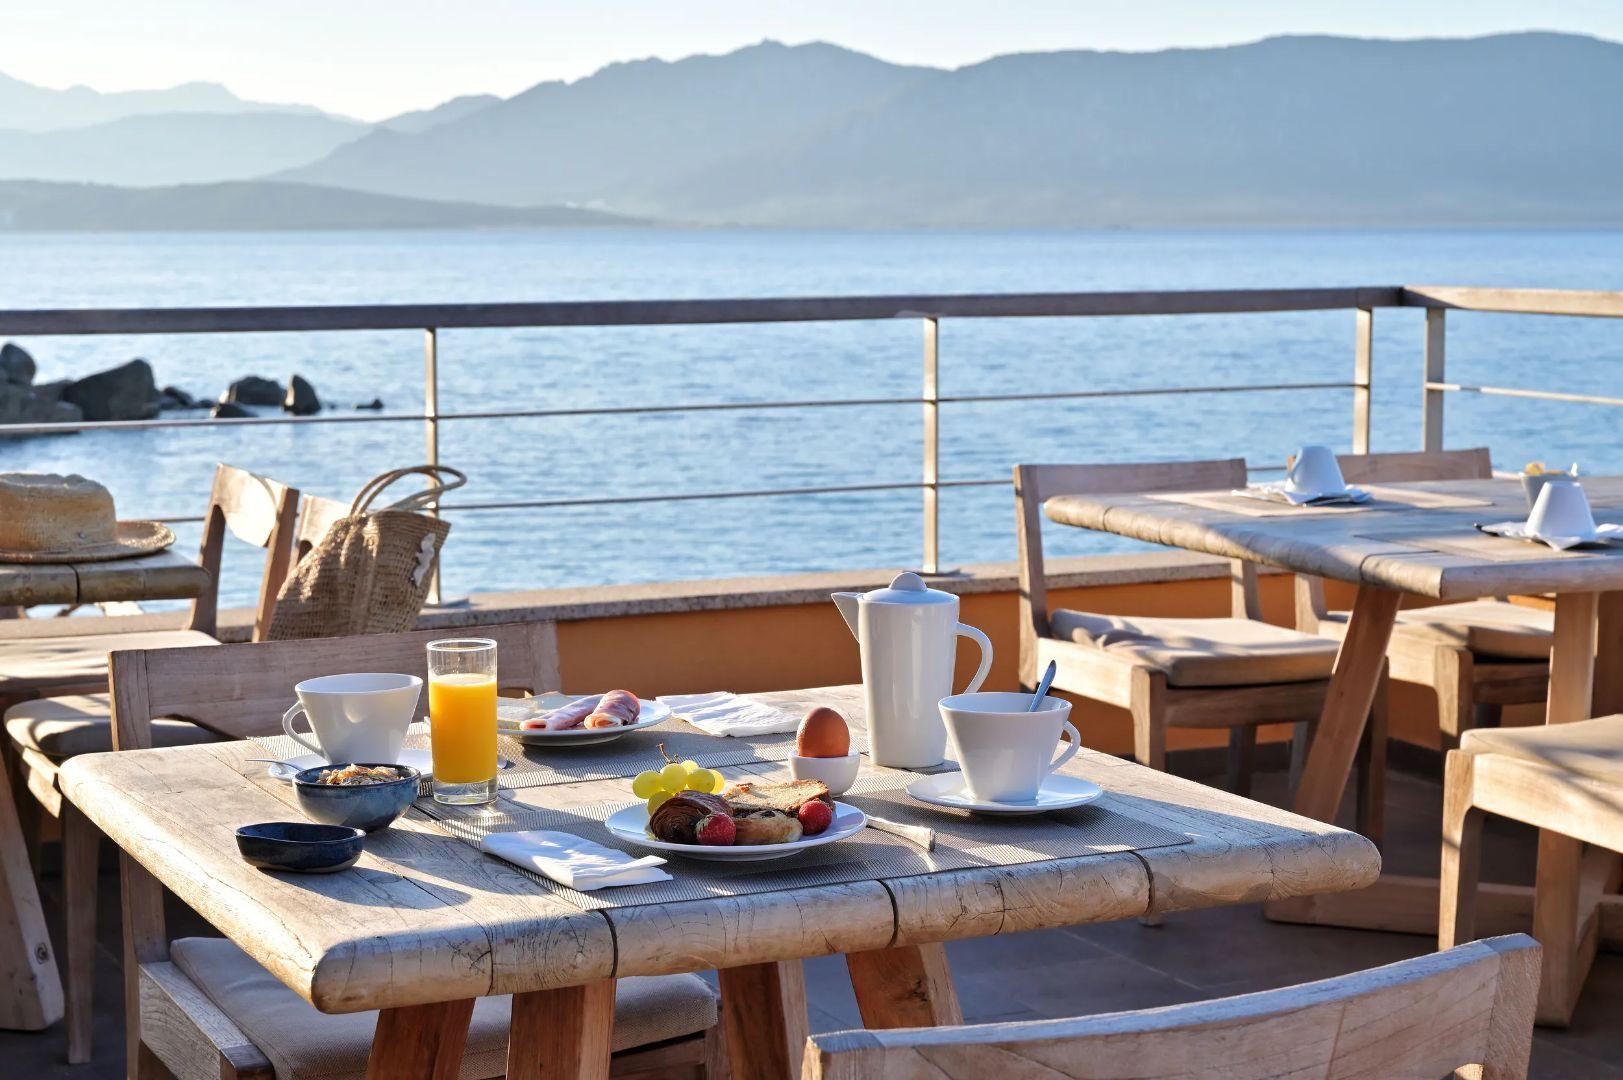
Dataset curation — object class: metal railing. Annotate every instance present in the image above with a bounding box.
[2,285,1620,584]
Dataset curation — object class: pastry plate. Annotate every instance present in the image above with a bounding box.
[905,772,1103,816]
[499,694,673,747]
[605,800,866,862]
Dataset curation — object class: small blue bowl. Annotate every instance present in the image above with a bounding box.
[235,822,364,873]
[292,763,421,833]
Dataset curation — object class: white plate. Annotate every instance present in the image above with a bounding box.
[263,748,514,780]
[905,772,1103,816]
[501,695,673,747]
[604,800,866,862]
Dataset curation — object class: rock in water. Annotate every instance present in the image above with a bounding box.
[354,398,384,410]
[64,359,161,420]
[0,383,84,427]
[160,385,200,410]
[284,374,320,415]
[211,402,252,419]
[223,375,285,406]
[0,343,35,386]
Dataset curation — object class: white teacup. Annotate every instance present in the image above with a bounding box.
[281,673,423,764]
[1527,479,1597,541]
[1285,444,1347,496]
[939,691,1081,804]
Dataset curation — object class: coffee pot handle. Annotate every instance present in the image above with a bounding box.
[953,623,994,695]
[281,702,324,758]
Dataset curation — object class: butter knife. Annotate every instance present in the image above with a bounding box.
[865,815,935,851]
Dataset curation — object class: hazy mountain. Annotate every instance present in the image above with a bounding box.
[0,180,639,231]
[283,33,1623,227]
[0,112,369,186]
[381,94,500,133]
[0,69,349,132]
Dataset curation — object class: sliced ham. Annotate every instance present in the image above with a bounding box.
[584,689,640,728]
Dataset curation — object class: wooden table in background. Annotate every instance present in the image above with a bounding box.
[0,550,208,609]
[1045,476,1623,949]
[61,685,1378,1080]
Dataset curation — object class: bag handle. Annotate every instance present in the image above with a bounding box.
[349,465,467,517]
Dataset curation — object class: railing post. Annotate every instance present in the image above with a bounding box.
[1352,307,1373,454]
[1423,308,1446,451]
[424,327,443,605]
[921,317,941,575]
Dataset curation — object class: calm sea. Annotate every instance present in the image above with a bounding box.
[3,228,1621,607]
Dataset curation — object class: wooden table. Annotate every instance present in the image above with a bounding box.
[0,550,208,608]
[1045,476,1623,950]
[60,685,1378,1080]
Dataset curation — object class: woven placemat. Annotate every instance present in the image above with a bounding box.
[420,773,1188,912]
[1147,485,1493,519]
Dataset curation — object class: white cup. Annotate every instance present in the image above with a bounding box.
[1527,479,1597,541]
[939,691,1081,803]
[281,673,423,763]
[1285,445,1347,496]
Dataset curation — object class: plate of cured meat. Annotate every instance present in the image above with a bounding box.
[498,690,672,747]
[606,779,866,862]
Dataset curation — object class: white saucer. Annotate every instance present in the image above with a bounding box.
[905,772,1103,816]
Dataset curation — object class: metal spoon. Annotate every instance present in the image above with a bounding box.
[243,757,299,779]
[1028,660,1057,712]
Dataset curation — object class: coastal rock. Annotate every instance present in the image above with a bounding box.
[284,374,320,415]
[63,358,161,421]
[210,402,252,419]
[0,382,83,427]
[223,375,285,406]
[0,343,35,386]
[29,379,71,404]
[160,385,201,410]
[354,398,384,410]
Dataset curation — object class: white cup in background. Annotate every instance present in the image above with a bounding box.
[1285,444,1347,496]
[939,691,1081,803]
[1527,479,1597,541]
[281,672,423,763]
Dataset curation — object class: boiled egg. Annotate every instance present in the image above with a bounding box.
[796,705,851,758]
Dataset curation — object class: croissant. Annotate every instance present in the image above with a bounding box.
[647,791,730,844]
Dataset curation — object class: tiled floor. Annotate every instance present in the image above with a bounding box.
[6,762,1622,1077]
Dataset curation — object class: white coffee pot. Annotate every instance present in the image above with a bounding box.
[832,572,993,768]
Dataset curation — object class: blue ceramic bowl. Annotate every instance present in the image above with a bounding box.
[235,822,364,873]
[292,763,421,832]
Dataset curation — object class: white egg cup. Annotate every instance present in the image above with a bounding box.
[788,751,861,795]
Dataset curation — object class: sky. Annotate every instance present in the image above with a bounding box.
[4,0,1621,121]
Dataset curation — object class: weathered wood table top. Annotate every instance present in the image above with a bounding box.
[1044,476,1623,599]
[0,550,208,607]
[60,685,1377,1017]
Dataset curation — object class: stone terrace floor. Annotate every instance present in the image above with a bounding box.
[7,757,1622,1078]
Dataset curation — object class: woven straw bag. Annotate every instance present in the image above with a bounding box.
[267,465,466,640]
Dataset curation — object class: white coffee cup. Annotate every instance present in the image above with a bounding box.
[1527,479,1597,541]
[1285,445,1347,496]
[938,691,1082,803]
[281,673,423,764]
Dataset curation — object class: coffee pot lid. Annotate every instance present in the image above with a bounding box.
[861,572,956,605]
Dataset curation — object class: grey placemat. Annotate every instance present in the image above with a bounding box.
[1147,486,1493,518]
[420,774,1188,912]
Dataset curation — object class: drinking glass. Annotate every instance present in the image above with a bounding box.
[426,637,498,804]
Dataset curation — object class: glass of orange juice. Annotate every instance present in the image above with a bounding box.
[426,637,498,805]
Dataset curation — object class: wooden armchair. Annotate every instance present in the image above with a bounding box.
[1293,448,1552,747]
[1015,459,1381,813]
[105,625,724,1080]
[803,934,1540,1079]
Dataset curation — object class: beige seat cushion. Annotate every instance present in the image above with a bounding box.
[5,693,218,759]
[1319,599,1552,661]
[171,937,717,1079]
[1049,612,1339,688]
[1459,714,1623,784]
[0,628,217,695]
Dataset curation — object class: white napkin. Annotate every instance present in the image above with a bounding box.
[659,691,799,737]
[480,830,670,890]
[1477,521,1623,551]
[1234,482,1372,507]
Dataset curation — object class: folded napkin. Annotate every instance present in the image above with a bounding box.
[480,830,670,890]
[658,691,799,737]
[1234,482,1372,507]
[1476,521,1623,551]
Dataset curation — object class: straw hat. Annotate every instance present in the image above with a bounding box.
[0,472,174,563]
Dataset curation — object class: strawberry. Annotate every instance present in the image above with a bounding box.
[796,800,833,836]
[694,812,737,846]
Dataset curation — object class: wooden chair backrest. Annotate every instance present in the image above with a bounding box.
[109,621,559,748]
[1013,459,1250,687]
[804,934,1539,1080]
[294,493,350,564]
[188,463,300,641]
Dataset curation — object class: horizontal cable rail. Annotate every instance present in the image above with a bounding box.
[1425,382,1623,409]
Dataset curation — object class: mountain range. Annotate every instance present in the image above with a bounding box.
[3,32,1622,228]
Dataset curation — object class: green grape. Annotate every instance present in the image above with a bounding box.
[686,768,717,793]
[631,770,663,799]
[660,762,688,789]
[680,759,701,774]
[646,790,673,814]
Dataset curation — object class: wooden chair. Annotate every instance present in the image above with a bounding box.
[803,934,1540,1079]
[1293,448,1552,748]
[1015,459,1381,818]
[1441,716,1623,1028]
[105,625,725,1080]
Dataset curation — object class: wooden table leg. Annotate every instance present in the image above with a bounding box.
[506,980,615,1080]
[365,998,476,1080]
[0,741,62,1030]
[718,960,808,1080]
[1593,591,1623,716]
[846,942,962,1028]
